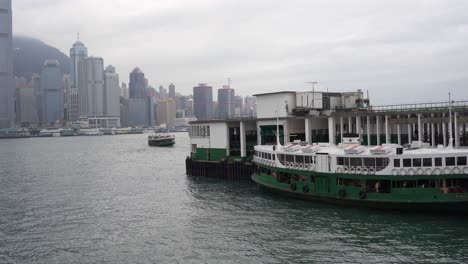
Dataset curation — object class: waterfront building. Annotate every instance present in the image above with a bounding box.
[127,98,147,127]
[104,65,120,117]
[18,85,38,125]
[169,83,176,99]
[129,67,146,99]
[157,99,176,129]
[78,57,105,117]
[41,60,63,123]
[69,37,88,88]
[0,0,15,128]
[193,83,213,121]
[217,85,235,119]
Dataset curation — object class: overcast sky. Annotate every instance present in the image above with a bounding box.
[12,0,468,104]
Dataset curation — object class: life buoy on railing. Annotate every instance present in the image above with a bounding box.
[350,167,356,174]
[343,166,349,174]
[433,168,441,175]
[453,167,461,174]
[369,167,375,175]
[408,169,415,176]
[299,163,304,170]
[356,167,363,174]
[463,167,468,174]
[304,164,309,170]
[362,167,369,175]
[417,168,424,175]
[400,169,407,176]
[392,169,399,176]
[425,168,432,175]
[443,167,452,175]
[336,167,343,174]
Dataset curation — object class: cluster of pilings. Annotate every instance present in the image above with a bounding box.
[185,157,254,182]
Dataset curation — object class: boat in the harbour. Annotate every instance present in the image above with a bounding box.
[78,129,103,136]
[60,129,76,136]
[148,134,175,147]
[252,109,468,214]
[39,128,61,137]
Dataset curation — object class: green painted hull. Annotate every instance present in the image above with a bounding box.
[252,167,468,214]
[148,139,175,147]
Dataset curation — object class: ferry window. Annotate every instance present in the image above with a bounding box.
[364,158,375,167]
[376,158,389,171]
[267,153,271,160]
[286,155,295,162]
[394,159,400,168]
[296,156,304,163]
[337,157,344,166]
[435,158,442,167]
[403,159,412,167]
[457,157,467,166]
[304,156,311,163]
[446,157,455,166]
[345,158,351,167]
[423,158,432,167]
[207,126,210,136]
[350,158,362,167]
[272,155,275,161]
[413,158,422,167]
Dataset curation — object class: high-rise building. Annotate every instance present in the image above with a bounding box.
[18,84,38,125]
[78,57,105,117]
[121,82,128,99]
[129,67,146,99]
[159,85,167,100]
[157,99,176,129]
[0,0,15,128]
[193,83,213,120]
[217,85,235,119]
[41,60,63,123]
[104,65,120,117]
[69,37,88,88]
[234,95,243,117]
[30,74,42,121]
[62,74,72,121]
[244,96,257,116]
[168,83,176,99]
[69,87,79,122]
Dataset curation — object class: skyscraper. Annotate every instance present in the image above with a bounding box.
[41,60,63,123]
[129,67,146,99]
[169,83,176,99]
[69,37,88,88]
[78,57,105,117]
[104,65,120,117]
[157,99,176,129]
[30,73,42,121]
[121,82,128,99]
[193,83,213,120]
[159,85,167,100]
[217,85,235,119]
[62,74,72,121]
[0,0,15,128]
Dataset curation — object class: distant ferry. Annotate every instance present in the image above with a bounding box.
[0,128,30,138]
[39,128,61,137]
[148,134,175,147]
[78,129,103,136]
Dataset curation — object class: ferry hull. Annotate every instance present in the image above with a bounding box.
[148,140,175,147]
[252,174,468,215]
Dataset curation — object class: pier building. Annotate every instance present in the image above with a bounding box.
[188,89,468,164]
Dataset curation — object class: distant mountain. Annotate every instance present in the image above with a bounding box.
[13,36,70,79]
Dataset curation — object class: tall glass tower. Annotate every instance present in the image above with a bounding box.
[0,0,14,128]
[69,35,88,88]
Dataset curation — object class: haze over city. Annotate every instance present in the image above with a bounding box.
[12,0,468,104]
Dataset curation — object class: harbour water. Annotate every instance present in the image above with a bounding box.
[1,133,468,263]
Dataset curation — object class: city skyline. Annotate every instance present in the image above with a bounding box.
[12,0,468,104]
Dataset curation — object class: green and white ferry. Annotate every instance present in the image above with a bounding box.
[253,130,468,214]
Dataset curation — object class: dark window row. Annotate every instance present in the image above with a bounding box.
[394,156,467,168]
[278,154,316,164]
[255,151,275,161]
[336,157,390,171]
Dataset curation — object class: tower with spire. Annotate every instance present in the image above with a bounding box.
[69,33,88,88]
